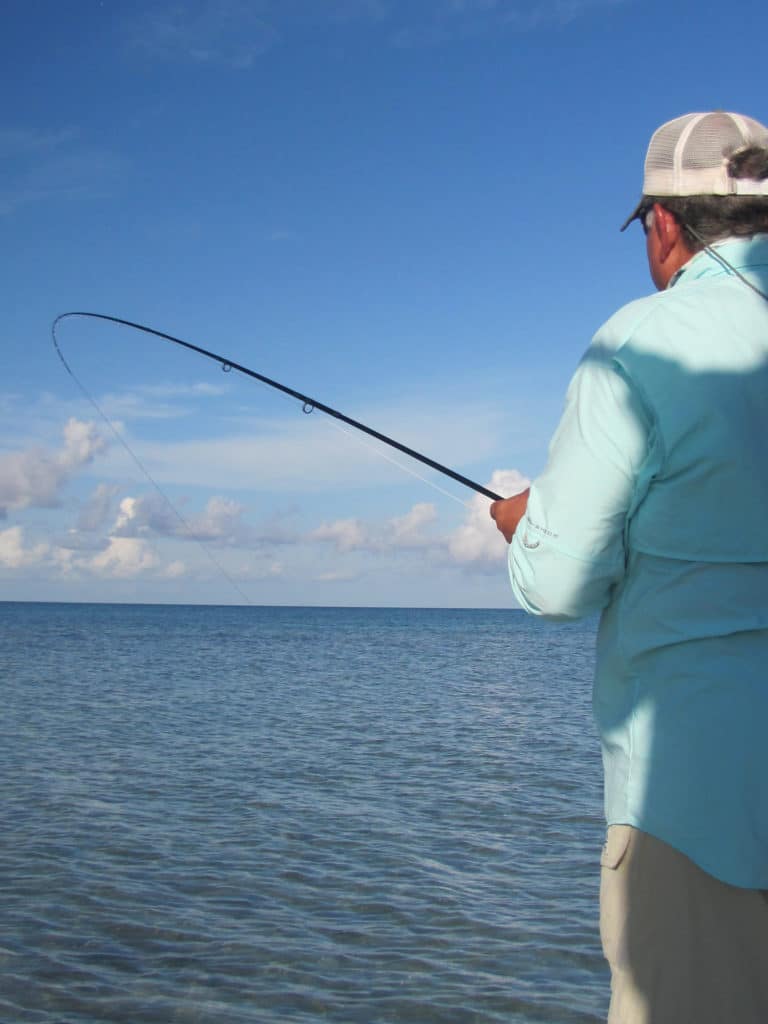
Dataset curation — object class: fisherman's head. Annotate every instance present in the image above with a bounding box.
[621,111,768,289]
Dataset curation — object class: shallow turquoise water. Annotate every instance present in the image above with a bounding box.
[0,603,606,1023]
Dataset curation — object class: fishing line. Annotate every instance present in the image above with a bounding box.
[52,312,503,502]
[52,319,255,605]
[197,334,474,508]
[322,418,472,508]
[686,226,768,303]
[251,376,472,508]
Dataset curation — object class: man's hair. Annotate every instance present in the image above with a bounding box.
[645,145,768,251]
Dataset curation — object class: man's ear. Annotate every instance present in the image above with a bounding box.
[652,203,683,264]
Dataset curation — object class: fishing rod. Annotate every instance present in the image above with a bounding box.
[52,312,503,502]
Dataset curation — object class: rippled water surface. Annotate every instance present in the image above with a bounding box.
[0,603,606,1023]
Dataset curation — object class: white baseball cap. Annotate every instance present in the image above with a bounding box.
[621,111,768,231]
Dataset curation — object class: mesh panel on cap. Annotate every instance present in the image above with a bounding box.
[685,113,746,168]
[645,115,697,175]
[642,111,768,196]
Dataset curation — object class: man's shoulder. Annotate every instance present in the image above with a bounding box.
[591,291,670,355]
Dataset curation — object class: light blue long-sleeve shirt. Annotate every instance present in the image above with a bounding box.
[509,236,768,888]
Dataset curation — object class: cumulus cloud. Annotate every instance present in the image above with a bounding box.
[447,468,529,569]
[0,526,49,569]
[76,482,120,532]
[311,501,439,554]
[0,419,106,516]
[0,512,280,586]
[389,502,438,545]
[57,530,111,554]
[112,494,179,538]
[59,419,106,468]
[181,496,257,543]
[0,431,529,594]
[311,517,370,552]
[89,537,161,579]
[309,471,528,572]
[308,467,532,575]
[0,524,161,580]
[110,492,262,546]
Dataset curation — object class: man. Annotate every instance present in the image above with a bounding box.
[490,111,768,1023]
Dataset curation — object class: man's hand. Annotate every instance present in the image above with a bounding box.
[489,488,530,544]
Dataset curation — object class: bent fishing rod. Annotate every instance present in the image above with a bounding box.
[52,312,503,502]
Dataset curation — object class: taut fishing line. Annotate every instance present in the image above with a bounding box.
[52,312,501,602]
[52,318,255,605]
[307,416,472,509]
[52,312,502,501]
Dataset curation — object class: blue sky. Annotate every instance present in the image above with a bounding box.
[2,0,766,607]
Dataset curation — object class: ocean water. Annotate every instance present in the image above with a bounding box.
[0,602,606,1024]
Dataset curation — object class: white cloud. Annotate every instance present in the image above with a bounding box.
[311,517,370,552]
[58,530,111,554]
[90,537,161,579]
[0,403,528,596]
[112,494,179,538]
[312,500,441,554]
[58,418,107,470]
[0,527,49,569]
[0,524,159,581]
[0,418,106,516]
[179,495,253,542]
[389,502,439,546]
[447,468,529,568]
[310,470,527,570]
[110,492,264,546]
[0,520,261,586]
[76,483,120,532]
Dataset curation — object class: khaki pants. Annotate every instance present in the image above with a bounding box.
[600,825,768,1024]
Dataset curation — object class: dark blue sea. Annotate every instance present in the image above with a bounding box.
[0,602,606,1023]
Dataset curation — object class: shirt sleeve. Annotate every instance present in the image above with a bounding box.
[508,347,653,620]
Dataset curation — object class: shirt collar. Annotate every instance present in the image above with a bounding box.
[668,234,768,289]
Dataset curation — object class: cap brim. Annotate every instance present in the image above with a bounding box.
[620,198,644,232]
